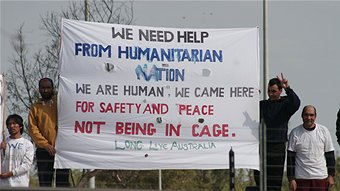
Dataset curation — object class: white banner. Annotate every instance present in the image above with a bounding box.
[55,19,260,170]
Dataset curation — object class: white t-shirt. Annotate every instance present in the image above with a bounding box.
[287,123,334,179]
[1,137,34,187]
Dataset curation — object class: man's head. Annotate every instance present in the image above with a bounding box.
[39,78,54,100]
[301,105,317,128]
[6,114,24,135]
[267,78,282,100]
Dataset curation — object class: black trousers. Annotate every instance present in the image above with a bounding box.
[254,142,286,191]
[36,148,70,187]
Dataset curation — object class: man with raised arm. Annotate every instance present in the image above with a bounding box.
[255,73,301,190]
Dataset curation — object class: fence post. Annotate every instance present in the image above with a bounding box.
[229,147,235,191]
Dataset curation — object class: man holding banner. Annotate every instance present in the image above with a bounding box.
[28,78,70,187]
[255,74,300,190]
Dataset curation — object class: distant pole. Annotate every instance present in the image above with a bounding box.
[229,147,235,191]
[259,120,267,191]
[263,0,269,96]
[159,169,162,190]
[261,0,268,191]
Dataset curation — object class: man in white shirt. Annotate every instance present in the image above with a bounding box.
[0,114,34,187]
[287,105,335,191]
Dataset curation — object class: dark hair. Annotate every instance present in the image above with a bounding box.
[268,78,282,90]
[6,114,24,134]
[39,78,54,89]
[301,105,317,117]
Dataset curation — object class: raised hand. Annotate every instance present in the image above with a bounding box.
[277,73,289,89]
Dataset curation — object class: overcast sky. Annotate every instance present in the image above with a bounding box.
[1,1,340,153]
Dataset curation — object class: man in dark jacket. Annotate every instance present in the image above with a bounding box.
[255,74,301,190]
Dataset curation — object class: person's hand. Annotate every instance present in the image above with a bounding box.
[277,73,289,90]
[0,171,13,179]
[0,141,6,150]
[289,179,297,191]
[327,175,334,188]
[44,144,56,156]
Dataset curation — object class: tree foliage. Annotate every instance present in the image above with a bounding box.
[75,169,230,189]
[6,0,133,117]
[87,169,255,190]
